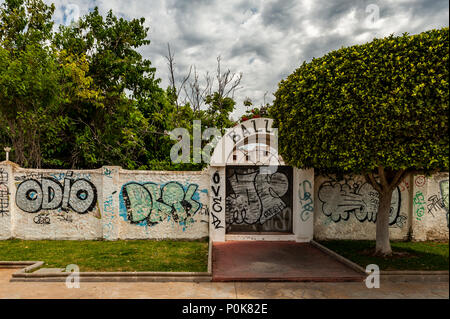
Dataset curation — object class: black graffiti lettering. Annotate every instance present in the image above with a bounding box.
[16,177,97,214]
[211,170,224,229]
[318,179,403,227]
[211,185,220,197]
[68,179,97,214]
[211,211,224,229]
[225,166,292,232]
[213,172,220,184]
[41,178,63,210]
[0,168,9,217]
[212,197,222,213]
[33,212,50,225]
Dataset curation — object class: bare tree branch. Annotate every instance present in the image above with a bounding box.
[165,43,191,111]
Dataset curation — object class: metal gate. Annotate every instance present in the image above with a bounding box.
[225,166,293,233]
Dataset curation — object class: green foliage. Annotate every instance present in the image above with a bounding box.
[270,28,449,175]
[0,1,239,171]
[240,102,270,122]
[204,92,236,132]
[0,0,101,167]
[52,7,174,169]
[0,1,184,170]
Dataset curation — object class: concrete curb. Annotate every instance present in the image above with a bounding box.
[1,261,212,282]
[310,240,367,274]
[0,261,44,271]
[310,241,450,283]
[380,271,449,283]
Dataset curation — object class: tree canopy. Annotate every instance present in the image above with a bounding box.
[269,28,449,255]
[269,28,449,176]
[0,0,242,170]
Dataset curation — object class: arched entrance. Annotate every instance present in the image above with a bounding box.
[209,118,314,242]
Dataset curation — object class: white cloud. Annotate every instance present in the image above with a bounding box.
[19,0,446,117]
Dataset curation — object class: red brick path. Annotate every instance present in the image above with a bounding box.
[212,241,365,282]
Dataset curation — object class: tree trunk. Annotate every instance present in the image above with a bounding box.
[375,189,394,256]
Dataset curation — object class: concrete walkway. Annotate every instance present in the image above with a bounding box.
[1,269,447,299]
[213,241,364,282]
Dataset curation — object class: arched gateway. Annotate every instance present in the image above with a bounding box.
[209,118,314,242]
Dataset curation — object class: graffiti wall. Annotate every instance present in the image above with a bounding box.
[314,174,412,240]
[0,162,209,240]
[412,172,449,241]
[225,166,293,233]
[0,166,11,239]
[314,173,449,241]
[117,170,209,240]
[0,160,447,242]
[9,167,103,240]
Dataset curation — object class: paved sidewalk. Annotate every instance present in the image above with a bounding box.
[0,269,448,299]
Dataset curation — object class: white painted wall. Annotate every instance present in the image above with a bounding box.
[1,160,447,242]
[314,173,449,241]
[411,172,449,241]
[0,162,209,240]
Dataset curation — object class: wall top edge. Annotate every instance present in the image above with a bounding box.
[0,161,208,175]
[119,168,207,175]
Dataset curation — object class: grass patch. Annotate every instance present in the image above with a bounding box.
[319,240,449,271]
[0,239,209,272]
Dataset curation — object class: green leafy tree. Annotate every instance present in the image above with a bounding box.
[204,92,236,132]
[53,7,174,169]
[269,28,449,255]
[0,0,101,168]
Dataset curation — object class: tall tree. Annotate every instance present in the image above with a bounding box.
[269,28,449,255]
[0,0,101,168]
[53,7,174,169]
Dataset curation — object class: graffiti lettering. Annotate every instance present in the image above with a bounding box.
[56,212,73,223]
[211,211,224,229]
[299,180,313,222]
[413,191,426,221]
[16,177,97,214]
[211,171,224,229]
[440,180,449,227]
[225,166,292,232]
[0,168,9,217]
[425,180,449,227]
[33,212,50,225]
[318,179,404,227]
[120,181,201,229]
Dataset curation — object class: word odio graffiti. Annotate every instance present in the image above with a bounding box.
[120,182,201,228]
[16,176,97,214]
[318,179,406,228]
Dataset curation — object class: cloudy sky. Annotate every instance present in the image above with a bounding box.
[35,1,450,117]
